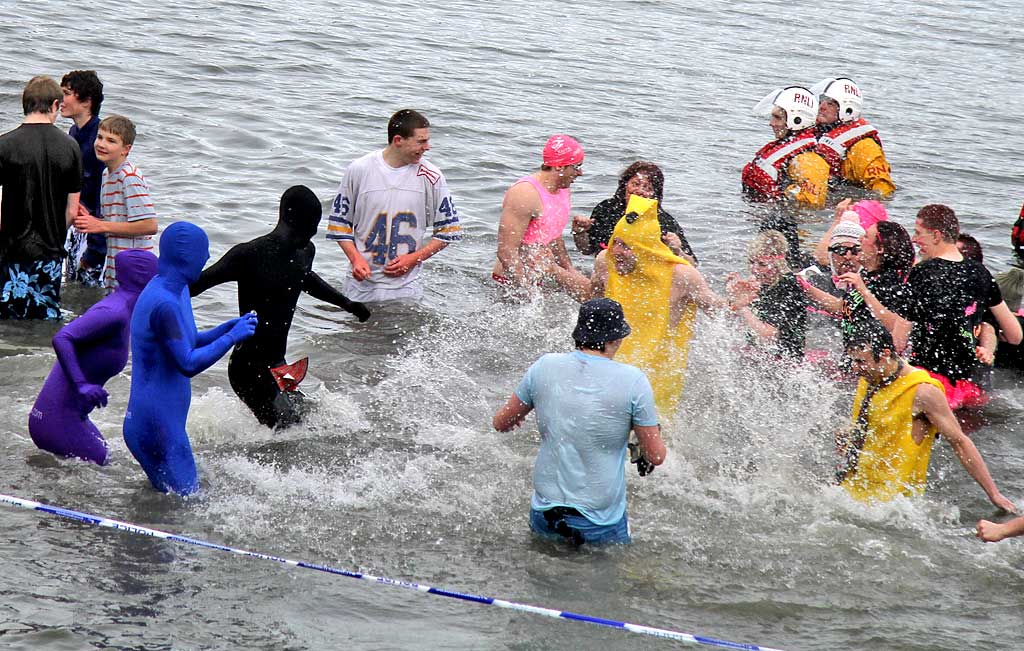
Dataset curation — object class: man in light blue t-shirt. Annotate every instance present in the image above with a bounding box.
[493,298,667,546]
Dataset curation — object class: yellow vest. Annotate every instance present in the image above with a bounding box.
[605,195,696,418]
[841,368,944,502]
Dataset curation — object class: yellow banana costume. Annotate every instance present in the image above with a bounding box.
[841,369,944,502]
[605,195,696,418]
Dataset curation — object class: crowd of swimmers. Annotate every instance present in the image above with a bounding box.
[2,72,1024,546]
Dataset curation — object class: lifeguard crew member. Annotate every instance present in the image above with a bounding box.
[811,77,895,198]
[742,86,830,210]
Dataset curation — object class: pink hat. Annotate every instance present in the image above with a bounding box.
[850,200,889,230]
[542,135,584,167]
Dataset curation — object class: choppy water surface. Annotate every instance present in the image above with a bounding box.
[2,1,1023,649]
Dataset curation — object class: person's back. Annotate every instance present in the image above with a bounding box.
[525,350,652,523]
[0,124,81,259]
[0,76,82,319]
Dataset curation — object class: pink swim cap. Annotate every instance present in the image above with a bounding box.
[850,200,889,230]
[542,135,584,167]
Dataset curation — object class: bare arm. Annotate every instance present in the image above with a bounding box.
[633,424,666,466]
[547,250,605,303]
[839,271,912,351]
[990,301,1023,345]
[496,182,540,285]
[800,277,845,315]
[550,237,574,271]
[338,240,371,281]
[65,192,81,228]
[384,238,448,277]
[813,199,853,267]
[678,264,726,313]
[493,394,533,432]
[977,515,1024,542]
[975,322,996,366]
[915,383,1017,512]
[75,214,157,236]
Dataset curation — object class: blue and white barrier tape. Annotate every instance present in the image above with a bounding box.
[0,493,786,651]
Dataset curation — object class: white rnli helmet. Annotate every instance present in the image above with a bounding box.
[810,77,863,122]
[753,86,818,131]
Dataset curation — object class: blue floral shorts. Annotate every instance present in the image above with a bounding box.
[0,257,63,319]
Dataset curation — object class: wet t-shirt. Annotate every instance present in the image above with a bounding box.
[904,257,1002,381]
[841,268,912,346]
[751,272,807,358]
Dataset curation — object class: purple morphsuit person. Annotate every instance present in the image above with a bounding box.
[29,249,159,464]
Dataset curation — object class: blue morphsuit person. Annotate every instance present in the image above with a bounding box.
[29,249,159,464]
[124,222,257,495]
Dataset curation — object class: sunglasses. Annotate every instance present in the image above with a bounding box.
[828,245,861,256]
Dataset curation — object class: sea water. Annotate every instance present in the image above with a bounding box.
[1,1,1022,649]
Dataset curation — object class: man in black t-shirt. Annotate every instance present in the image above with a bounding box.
[0,75,82,319]
[860,205,1023,408]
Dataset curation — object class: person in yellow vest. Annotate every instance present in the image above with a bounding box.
[811,77,896,198]
[837,318,1017,510]
[742,86,830,209]
[546,195,725,417]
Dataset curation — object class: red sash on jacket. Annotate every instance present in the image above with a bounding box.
[741,130,818,201]
[816,118,882,175]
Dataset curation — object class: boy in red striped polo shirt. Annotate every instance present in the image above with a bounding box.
[72,115,157,289]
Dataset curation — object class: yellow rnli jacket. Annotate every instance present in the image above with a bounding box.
[841,368,945,502]
[605,195,696,418]
[842,138,896,198]
[786,151,831,209]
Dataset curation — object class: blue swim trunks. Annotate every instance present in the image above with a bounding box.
[529,507,631,546]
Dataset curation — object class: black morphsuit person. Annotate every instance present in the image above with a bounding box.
[190,185,370,428]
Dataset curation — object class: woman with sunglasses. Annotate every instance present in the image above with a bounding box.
[802,217,914,348]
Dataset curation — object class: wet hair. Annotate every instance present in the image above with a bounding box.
[22,75,61,115]
[956,233,983,263]
[844,317,894,361]
[60,70,104,115]
[99,115,137,147]
[874,221,915,280]
[747,230,792,276]
[573,339,607,352]
[387,109,429,144]
[916,204,959,242]
[613,161,665,204]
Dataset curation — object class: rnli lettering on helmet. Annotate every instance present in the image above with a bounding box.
[794,92,813,106]
[844,84,861,97]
